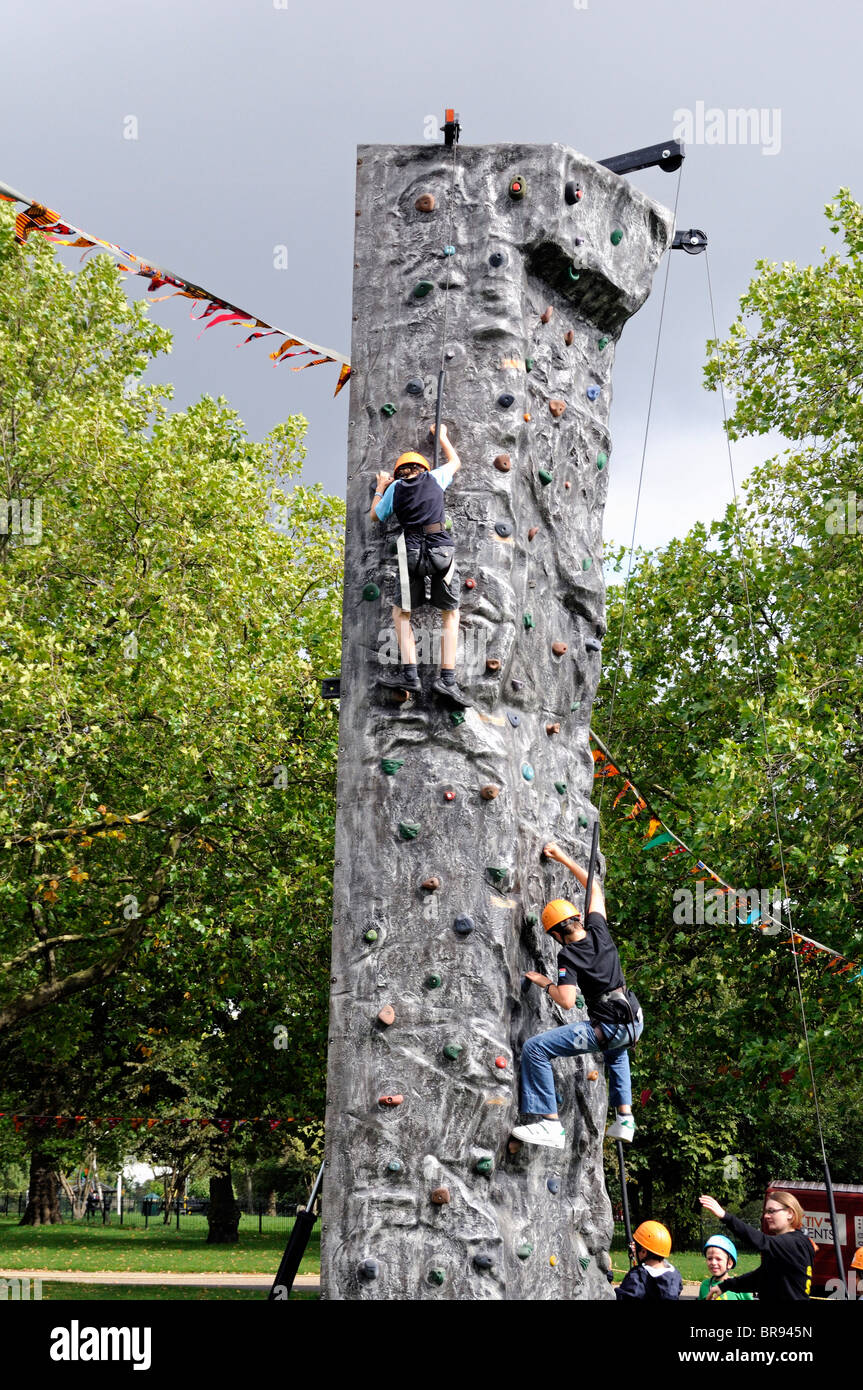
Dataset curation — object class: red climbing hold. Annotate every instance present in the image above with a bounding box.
[421,877,441,891]
[464,577,476,589]
[495,1056,508,1069]
[541,306,553,324]
[485,657,501,672]
[564,481,571,490]
[528,526,539,541]
[430,1186,451,1205]
[379,1094,404,1106]
[377,1005,396,1026]
[552,642,568,656]
[564,330,574,346]
[493,453,512,472]
[444,790,456,802]
[480,784,500,800]
[546,723,561,736]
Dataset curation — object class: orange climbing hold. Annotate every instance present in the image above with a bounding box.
[549,399,566,418]
[377,1005,396,1026]
[552,642,568,656]
[541,306,553,324]
[430,1186,451,1205]
[587,1070,599,1081]
[379,1094,404,1106]
[546,723,561,736]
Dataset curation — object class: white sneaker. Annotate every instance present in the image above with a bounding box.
[606,1114,636,1143]
[511,1119,566,1149]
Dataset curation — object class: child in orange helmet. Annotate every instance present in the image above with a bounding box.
[616,1221,682,1300]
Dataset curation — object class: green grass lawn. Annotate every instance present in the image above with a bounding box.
[0,1217,320,1276]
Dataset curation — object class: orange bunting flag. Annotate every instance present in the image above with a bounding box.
[613,781,633,809]
[623,795,647,820]
[647,818,662,839]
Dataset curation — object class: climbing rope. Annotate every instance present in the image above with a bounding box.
[597,163,684,821]
[432,132,460,470]
[704,251,847,1289]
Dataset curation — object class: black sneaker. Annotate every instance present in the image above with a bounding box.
[431,677,474,707]
[378,670,422,693]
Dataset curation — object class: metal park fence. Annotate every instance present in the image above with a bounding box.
[0,1191,321,1236]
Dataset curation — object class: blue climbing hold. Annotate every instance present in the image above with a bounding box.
[547,1177,560,1195]
[443,245,456,256]
[586,385,601,402]
[489,251,507,267]
[387,1159,403,1173]
[358,1258,380,1280]
[406,379,424,396]
[507,712,520,727]
[474,1253,494,1271]
[585,637,602,652]
[522,763,534,782]
[495,522,512,537]
[498,392,515,408]
[453,916,475,936]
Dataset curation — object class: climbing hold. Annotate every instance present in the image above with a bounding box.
[552,641,568,656]
[525,356,535,372]
[386,1159,402,1173]
[486,867,509,886]
[549,1255,558,1268]
[381,403,397,417]
[554,782,567,795]
[527,526,538,541]
[547,1177,560,1195]
[480,784,500,800]
[421,877,441,892]
[475,1157,494,1175]
[610,228,624,246]
[579,1255,591,1272]
[494,1056,508,1069]
[398,821,421,840]
[538,469,553,485]
[523,614,535,629]
[444,516,453,531]
[493,453,511,472]
[450,710,465,727]
[549,400,566,418]
[540,306,553,324]
[415,193,435,212]
[425,973,442,989]
[443,245,455,256]
[585,637,602,652]
[574,237,584,247]
[576,994,585,1008]
[362,582,381,601]
[564,329,574,346]
[508,1139,521,1154]
[453,916,474,936]
[546,722,560,736]
[495,522,512,538]
[364,929,379,942]
[474,1253,494,1271]
[511,678,524,690]
[428,1268,446,1286]
[358,1258,380,1280]
[405,378,424,396]
[443,1043,464,1059]
[568,266,580,282]
[413,280,434,298]
[507,712,520,727]
[377,1005,396,1026]
[378,1095,404,1107]
[444,790,456,801]
[598,336,609,350]
[578,812,589,829]
[508,176,526,200]
[587,1070,599,1081]
[489,250,507,267]
[596,450,608,470]
[380,758,404,775]
[525,912,538,926]
[523,412,531,421]
[485,657,501,673]
[582,557,592,570]
[586,385,601,402]
[564,180,582,204]
[564,481,571,491]
[498,392,515,408]
[430,1187,451,1205]
[517,1244,533,1260]
[521,763,534,782]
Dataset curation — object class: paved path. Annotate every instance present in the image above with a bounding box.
[1,1269,319,1289]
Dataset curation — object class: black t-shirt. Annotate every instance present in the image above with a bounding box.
[556,911,626,1022]
[719,1212,814,1301]
[393,471,447,538]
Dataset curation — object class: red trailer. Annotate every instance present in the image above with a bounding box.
[768,1179,863,1293]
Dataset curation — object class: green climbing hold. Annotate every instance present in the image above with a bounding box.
[538,469,554,486]
[362,582,381,601]
[517,1244,534,1260]
[475,1157,494,1175]
[413,280,434,297]
[568,266,580,281]
[425,973,442,989]
[444,516,453,532]
[578,812,589,828]
[380,758,404,775]
[598,336,609,350]
[582,557,592,571]
[364,929,378,943]
[450,709,465,726]
[596,451,608,470]
[387,1159,402,1173]
[525,357,535,372]
[571,700,581,711]
[487,866,509,886]
[428,1269,446,1286]
[610,229,624,246]
[554,781,567,795]
[381,403,397,417]
[579,1255,591,1272]
[399,821,421,840]
[576,994,585,1008]
[443,1043,463,1061]
[523,614,535,629]
[525,912,538,927]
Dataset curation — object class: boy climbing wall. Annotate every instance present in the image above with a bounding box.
[369,422,472,706]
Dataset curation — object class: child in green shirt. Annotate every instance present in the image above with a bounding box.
[698,1235,754,1300]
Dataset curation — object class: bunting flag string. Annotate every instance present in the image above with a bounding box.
[0,1113,319,1132]
[0,177,352,397]
[589,727,862,986]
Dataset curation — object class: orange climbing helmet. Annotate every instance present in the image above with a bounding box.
[541,899,581,933]
[851,1247,863,1271]
[633,1221,672,1258]
[394,451,431,474]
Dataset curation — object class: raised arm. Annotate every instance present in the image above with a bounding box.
[429,422,461,473]
[543,842,606,917]
[369,470,393,522]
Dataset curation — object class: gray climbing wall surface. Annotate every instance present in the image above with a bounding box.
[321,142,674,1300]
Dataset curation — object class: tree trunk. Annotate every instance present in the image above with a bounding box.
[19,1150,62,1226]
[322,139,673,1300]
[206,1167,240,1244]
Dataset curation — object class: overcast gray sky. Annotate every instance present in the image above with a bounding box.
[3,0,857,551]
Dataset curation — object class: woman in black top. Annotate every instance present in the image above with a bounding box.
[699,1191,814,1301]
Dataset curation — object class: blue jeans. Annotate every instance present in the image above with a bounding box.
[519,1014,644,1115]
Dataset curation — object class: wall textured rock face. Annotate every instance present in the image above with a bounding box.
[322,143,673,1300]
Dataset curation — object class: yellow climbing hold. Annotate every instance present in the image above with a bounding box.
[549,1255,558,1267]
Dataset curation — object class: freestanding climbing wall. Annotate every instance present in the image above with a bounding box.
[322,141,674,1300]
